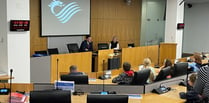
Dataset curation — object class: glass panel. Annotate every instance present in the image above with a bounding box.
[140,0,166,46]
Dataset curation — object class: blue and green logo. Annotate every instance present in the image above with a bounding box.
[48,0,81,23]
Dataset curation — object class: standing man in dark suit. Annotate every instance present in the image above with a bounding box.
[79,36,93,52]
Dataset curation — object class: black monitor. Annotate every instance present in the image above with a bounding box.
[172,62,188,77]
[48,48,59,55]
[155,66,171,82]
[30,90,71,103]
[34,50,47,55]
[60,75,89,84]
[98,43,109,50]
[33,50,48,57]
[128,43,135,47]
[87,94,128,103]
[67,43,79,53]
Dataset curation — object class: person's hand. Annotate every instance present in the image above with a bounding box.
[188,80,193,87]
[85,48,88,51]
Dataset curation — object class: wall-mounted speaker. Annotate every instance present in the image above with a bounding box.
[187,3,192,8]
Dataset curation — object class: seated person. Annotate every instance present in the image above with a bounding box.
[109,36,119,50]
[159,59,173,78]
[79,36,93,52]
[188,73,197,90]
[112,62,134,85]
[159,59,172,70]
[188,53,202,72]
[193,65,209,102]
[180,73,202,102]
[68,65,84,76]
[139,58,156,83]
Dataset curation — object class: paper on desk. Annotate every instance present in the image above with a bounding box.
[88,78,96,82]
[128,94,142,99]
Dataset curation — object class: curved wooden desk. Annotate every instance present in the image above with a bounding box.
[89,78,116,85]
[0,75,14,81]
[0,85,185,103]
[72,85,185,103]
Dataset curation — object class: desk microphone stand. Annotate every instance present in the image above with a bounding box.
[9,69,13,103]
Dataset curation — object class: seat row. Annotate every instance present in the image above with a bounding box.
[33,43,80,56]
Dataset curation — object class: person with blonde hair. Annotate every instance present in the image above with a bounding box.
[109,36,119,50]
[138,58,156,83]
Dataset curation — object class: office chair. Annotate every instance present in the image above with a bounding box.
[154,66,171,82]
[131,69,150,85]
[48,48,59,55]
[128,43,135,47]
[60,75,89,84]
[87,94,128,103]
[35,50,47,55]
[98,43,109,50]
[172,62,188,77]
[67,43,79,53]
[30,90,71,103]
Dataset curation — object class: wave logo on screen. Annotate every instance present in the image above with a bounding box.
[48,0,81,23]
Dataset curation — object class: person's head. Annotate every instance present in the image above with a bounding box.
[164,59,172,68]
[112,36,118,43]
[193,54,202,64]
[188,73,197,86]
[143,58,151,67]
[123,62,131,71]
[69,65,77,73]
[86,36,92,43]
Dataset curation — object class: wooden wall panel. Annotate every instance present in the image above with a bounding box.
[122,47,137,67]
[121,47,149,68]
[159,43,177,66]
[147,45,159,66]
[91,0,142,51]
[0,83,33,93]
[122,45,159,68]
[30,0,47,56]
[50,52,92,82]
[137,46,149,65]
[97,49,114,72]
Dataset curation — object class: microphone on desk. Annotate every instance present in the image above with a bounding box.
[152,79,184,94]
[90,60,116,95]
[0,83,9,95]
[9,69,13,103]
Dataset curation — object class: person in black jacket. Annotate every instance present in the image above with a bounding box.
[112,62,134,85]
[79,36,93,52]
[68,65,84,76]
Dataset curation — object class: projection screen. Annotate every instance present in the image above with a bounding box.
[41,0,90,36]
